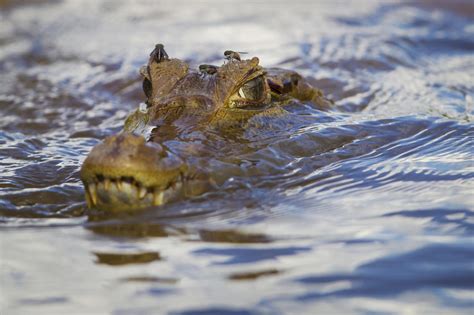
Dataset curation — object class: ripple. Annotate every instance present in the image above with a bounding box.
[193,246,311,265]
[296,243,474,299]
[1,1,473,315]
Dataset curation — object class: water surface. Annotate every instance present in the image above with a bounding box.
[1,1,473,314]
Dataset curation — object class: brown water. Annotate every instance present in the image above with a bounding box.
[1,1,473,314]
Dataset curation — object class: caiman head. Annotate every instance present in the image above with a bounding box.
[80,44,332,212]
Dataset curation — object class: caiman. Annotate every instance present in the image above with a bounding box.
[80,44,332,212]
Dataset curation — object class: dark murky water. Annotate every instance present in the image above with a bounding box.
[1,1,473,314]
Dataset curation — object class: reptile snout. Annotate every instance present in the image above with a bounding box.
[80,133,186,211]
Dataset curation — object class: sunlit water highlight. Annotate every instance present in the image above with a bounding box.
[1,1,473,314]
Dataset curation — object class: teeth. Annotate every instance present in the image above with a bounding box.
[116,181,123,191]
[85,191,93,208]
[87,183,98,206]
[87,176,178,208]
[153,191,164,206]
[138,186,147,199]
[104,178,111,191]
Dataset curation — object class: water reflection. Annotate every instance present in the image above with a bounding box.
[121,276,179,284]
[87,221,178,238]
[383,208,474,236]
[196,229,272,244]
[93,251,161,266]
[194,246,311,265]
[1,0,473,314]
[228,268,281,281]
[297,244,474,300]
[171,309,256,315]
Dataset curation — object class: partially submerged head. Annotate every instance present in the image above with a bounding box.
[80,44,332,212]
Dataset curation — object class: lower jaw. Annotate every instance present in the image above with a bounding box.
[84,179,183,212]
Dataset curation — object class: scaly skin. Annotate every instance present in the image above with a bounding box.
[80,45,332,212]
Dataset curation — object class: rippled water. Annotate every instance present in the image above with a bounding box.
[1,1,473,314]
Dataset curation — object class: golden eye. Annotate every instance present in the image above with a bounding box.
[228,75,269,109]
[237,76,264,101]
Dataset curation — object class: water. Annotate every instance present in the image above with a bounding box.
[1,1,473,314]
